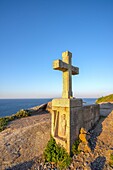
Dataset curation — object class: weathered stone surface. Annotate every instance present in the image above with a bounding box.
[78,128,91,153]
[100,103,113,117]
[52,98,83,108]
[53,51,79,99]
[29,103,48,113]
[0,111,50,170]
[46,101,52,113]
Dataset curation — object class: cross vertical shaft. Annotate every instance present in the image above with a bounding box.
[53,50,79,99]
[62,51,73,98]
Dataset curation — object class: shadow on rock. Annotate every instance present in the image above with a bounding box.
[5,160,34,170]
[88,103,113,152]
[88,111,113,152]
[90,156,106,170]
[88,118,104,152]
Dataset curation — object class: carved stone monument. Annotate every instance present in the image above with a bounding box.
[52,51,83,154]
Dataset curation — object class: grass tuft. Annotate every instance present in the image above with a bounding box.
[109,153,113,167]
[72,139,81,155]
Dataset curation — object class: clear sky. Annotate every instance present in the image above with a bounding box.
[0,0,113,99]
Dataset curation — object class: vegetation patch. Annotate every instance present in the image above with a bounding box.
[109,153,113,167]
[0,117,9,132]
[96,94,113,104]
[72,139,81,155]
[0,109,31,132]
[44,136,71,169]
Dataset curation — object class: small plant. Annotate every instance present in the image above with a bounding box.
[72,139,81,155]
[44,136,71,169]
[14,109,31,118]
[109,153,113,167]
[0,117,9,132]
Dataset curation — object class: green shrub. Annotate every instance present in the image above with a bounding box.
[72,139,81,155]
[110,154,113,160]
[0,118,9,132]
[109,154,113,167]
[44,136,71,169]
[15,109,31,118]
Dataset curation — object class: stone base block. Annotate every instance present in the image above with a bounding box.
[52,98,83,108]
[51,98,83,154]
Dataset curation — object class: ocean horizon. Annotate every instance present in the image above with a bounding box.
[0,98,97,117]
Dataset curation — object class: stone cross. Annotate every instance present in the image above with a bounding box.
[52,51,99,155]
[53,51,79,98]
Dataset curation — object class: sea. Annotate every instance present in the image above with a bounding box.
[0,98,97,117]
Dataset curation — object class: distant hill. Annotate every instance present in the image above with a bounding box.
[96,94,113,104]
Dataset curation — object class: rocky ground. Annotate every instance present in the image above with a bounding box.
[0,103,113,170]
[68,110,113,170]
[0,108,51,170]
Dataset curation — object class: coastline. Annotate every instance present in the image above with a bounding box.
[0,98,97,117]
[0,98,52,117]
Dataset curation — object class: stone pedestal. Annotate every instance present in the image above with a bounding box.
[51,98,83,154]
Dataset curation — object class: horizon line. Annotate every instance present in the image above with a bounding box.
[0,97,98,99]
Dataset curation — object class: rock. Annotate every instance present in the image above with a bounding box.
[38,103,48,111]
[78,128,91,153]
[100,103,113,117]
[46,101,52,113]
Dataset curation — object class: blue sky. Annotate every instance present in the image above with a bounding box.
[0,0,113,98]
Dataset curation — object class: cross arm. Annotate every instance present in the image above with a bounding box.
[53,60,68,72]
[71,66,79,75]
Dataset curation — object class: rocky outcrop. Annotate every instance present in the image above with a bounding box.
[0,110,50,170]
[29,102,52,114]
[0,102,113,170]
